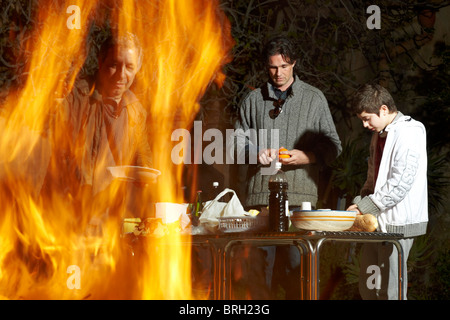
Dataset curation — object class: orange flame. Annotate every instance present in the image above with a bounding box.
[0,0,233,300]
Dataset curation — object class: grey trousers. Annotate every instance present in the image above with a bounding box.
[359,238,414,300]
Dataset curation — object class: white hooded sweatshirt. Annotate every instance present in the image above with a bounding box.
[354,112,428,237]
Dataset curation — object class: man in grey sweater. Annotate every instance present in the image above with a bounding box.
[232,36,342,210]
[229,36,342,298]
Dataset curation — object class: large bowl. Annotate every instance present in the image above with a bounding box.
[290,210,357,231]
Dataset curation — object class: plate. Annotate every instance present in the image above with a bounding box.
[290,210,357,231]
[107,166,161,183]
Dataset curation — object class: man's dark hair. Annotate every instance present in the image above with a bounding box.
[351,83,397,115]
[262,36,298,65]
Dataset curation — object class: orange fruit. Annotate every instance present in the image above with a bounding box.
[279,147,290,158]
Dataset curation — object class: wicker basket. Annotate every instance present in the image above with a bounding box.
[218,215,268,233]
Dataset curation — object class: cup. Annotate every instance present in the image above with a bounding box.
[155,202,188,224]
[301,202,312,211]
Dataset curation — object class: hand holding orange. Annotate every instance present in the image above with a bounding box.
[279,147,291,158]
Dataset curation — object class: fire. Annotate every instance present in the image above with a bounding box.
[0,0,232,299]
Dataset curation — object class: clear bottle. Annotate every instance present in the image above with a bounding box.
[268,162,289,232]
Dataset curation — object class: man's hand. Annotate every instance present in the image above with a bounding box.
[258,148,277,165]
[279,149,316,165]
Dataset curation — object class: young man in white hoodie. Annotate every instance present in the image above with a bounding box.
[347,83,428,300]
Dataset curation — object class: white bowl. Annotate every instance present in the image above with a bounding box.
[290,210,357,231]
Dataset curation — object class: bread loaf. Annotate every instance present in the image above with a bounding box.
[347,214,378,232]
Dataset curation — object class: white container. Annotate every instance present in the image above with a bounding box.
[301,202,312,210]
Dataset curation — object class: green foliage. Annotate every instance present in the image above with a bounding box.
[409,234,450,300]
[427,153,450,213]
[329,134,370,200]
[222,0,361,120]
[318,243,361,300]
[342,248,360,285]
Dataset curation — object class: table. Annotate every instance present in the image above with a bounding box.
[191,230,405,300]
[304,231,405,300]
[192,233,311,299]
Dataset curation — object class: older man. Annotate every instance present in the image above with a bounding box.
[42,32,152,211]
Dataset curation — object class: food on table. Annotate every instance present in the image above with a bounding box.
[346,214,378,232]
[248,209,260,216]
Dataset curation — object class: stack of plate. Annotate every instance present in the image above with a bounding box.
[290,210,357,231]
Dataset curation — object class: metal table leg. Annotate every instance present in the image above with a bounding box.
[221,238,311,300]
[311,237,405,300]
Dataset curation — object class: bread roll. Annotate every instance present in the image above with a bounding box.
[347,214,378,232]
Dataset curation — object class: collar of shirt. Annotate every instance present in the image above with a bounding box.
[379,111,403,137]
[91,89,139,118]
[268,76,295,101]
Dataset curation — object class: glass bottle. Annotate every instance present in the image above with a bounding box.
[194,190,203,217]
[189,190,202,227]
[268,162,289,232]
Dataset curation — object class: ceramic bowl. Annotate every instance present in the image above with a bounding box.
[290,210,357,231]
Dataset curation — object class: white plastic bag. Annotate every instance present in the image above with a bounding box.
[199,188,247,233]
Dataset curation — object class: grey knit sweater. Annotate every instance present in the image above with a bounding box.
[232,76,342,208]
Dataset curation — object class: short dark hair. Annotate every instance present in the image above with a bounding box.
[262,36,297,65]
[351,83,397,115]
[98,31,143,71]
